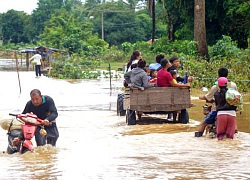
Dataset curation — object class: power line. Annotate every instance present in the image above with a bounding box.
[83,10,138,40]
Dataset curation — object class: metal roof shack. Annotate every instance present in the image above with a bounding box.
[19,46,67,74]
[19,46,66,61]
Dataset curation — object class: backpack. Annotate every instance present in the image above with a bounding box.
[225,88,243,106]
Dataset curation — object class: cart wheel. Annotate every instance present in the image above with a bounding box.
[126,109,136,125]
[178,109,189,124]
[117,93,126,116]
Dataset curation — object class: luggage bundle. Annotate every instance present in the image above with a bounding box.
[0,116,23,131]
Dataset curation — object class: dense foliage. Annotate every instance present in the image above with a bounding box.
[0,0,249,49]
[46,35,250,93]
[0,0,249,91]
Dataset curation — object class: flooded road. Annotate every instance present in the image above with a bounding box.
[0,71,250,180]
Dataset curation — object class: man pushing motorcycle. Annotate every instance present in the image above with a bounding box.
[13,89,59,147]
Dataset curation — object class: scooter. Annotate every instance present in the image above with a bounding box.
[7,113,46,154]
[194,101,217,138]
[202,103,217,137]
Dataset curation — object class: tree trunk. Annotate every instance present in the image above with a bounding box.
[167,13,174,42]
[152,0,156,43]
[194,0,209,60]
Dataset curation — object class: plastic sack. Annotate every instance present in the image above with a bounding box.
[225,88,243,106]
[0,117,23,131]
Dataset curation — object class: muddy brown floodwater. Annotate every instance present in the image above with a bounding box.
[0,71,249,180]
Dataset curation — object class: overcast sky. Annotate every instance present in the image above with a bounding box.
[0,0,38,14]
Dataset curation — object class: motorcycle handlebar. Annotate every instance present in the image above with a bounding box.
[9,113,45,125]
[9,113,17,117]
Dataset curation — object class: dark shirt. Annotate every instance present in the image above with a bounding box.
[22,95,58,122]
[167,66,184,82]
[214,88,237,111]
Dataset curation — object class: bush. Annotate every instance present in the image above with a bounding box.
[210,35,240,61]
[49,53,102,79]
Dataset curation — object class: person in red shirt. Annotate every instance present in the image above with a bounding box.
[157,58,190,88]
[157,58,190,123]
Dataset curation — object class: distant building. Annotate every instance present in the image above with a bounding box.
[147,39,158,44]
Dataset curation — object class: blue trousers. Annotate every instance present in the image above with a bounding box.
[35,123,59,147]
[35,65,41,76]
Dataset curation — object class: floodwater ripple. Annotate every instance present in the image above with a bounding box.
[0,71,249,179]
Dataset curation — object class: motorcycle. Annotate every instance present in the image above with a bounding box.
[202,102,217,137]
[194,100,217,138]
[7,113,47,154]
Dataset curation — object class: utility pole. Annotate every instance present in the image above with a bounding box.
[84,10,133,41]
[101,11,104,40]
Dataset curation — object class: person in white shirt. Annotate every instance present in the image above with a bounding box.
[29,52,44,77]
[126,50,142,72]
[123,50,142,87]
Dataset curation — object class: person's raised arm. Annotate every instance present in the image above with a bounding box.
[170,80,190,87]
[203,85,217,101]
[29,55,34,64]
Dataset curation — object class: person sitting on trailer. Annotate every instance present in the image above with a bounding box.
[167,56,194,83]
[157,58,190,124]
[124,59,154,90]
[148,54,165,71]
[149,69,157,85]
[157,58,190,88]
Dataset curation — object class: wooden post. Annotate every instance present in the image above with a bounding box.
[21,53,22,65]
[14,51,21,94]
[109,63,112,95]
[26,53,29,68]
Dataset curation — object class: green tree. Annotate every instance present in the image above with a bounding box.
[86,1,163,46]
[205,0,249,48]
[29,0,65,40]
[39,9,107,53]
[222,0,250,48]
[0,10,30,44]
[157,0,194,41]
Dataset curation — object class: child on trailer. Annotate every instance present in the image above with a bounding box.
[144,67,151,81]
[168,70,181,122]
[169,70,179,84]
[149,69,157,85]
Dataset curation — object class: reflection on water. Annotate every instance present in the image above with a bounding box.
[0,71,250,179]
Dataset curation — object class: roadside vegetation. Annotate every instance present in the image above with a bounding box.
[48,36,249,93]
[0,0,249,94]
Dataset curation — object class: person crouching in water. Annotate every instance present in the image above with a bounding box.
[124,59,155,90]
[214,77,237,140]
